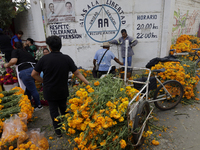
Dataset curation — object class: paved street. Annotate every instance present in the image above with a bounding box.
[140,83,200,150]
[30,83,200,150]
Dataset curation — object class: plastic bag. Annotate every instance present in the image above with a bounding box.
[28,128,49,150]
[0,114,28,149]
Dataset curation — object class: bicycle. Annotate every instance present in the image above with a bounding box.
[110,66,184,147]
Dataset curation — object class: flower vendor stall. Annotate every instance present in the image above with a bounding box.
[0,87,49,150]
[0,67,18,92]
[57,75,141,149]
[55,35,200,149]
[169,34,200,103]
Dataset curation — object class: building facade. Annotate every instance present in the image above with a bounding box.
[14,0,200,69]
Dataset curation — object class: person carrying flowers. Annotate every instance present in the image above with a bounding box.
[31,35,89,138]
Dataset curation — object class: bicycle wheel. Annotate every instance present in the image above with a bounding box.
[196,59,200,78]
[132,101,150,147]
[154,80,183,110]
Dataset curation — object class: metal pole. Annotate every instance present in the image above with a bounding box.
[124,40,128,82]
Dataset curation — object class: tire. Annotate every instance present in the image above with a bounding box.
[154,80,183,111]
[196,60,200,78]
[132,101,150,147]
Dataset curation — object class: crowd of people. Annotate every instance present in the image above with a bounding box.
[0,29,89,137]
[0,28,138,138]
[93,29,138,78]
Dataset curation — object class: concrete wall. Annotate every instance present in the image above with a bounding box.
[133,0,164,66]
[44,0,171,69]
[14,0,200,69]
[14,0,46,48]
[172,0,200,44]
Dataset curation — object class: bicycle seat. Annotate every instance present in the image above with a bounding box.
[192,48,200,51]
[152,68,166,73]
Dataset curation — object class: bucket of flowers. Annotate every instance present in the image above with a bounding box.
[0,67,18,91]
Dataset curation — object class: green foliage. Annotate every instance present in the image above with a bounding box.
[0,0,16,29]
[0,0,30,29]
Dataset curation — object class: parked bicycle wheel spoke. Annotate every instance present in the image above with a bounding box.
[132,101,150,147]
[154,80,183,110]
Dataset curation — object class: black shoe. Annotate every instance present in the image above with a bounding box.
[55,129,62,138]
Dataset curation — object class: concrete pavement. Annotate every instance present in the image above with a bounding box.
[140,83,200,150]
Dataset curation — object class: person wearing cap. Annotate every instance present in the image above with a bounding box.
[26,38,37,58]
[93,42,123,78]
[11,30,23,49]
[109,29,138,69]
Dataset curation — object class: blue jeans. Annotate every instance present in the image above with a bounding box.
[19,67,41,106]
[123,56,132,72]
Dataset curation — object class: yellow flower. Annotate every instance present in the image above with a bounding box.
[120,88,124,91]
[88,88,94,93]
[94,81,100,86]
[119,117,124,122]
[100,140,106,146]
[126,86,131,90]
[86,85,91,89]
[120,139,127,149]
[49,136,53,140]
[112,135,118,141]
[68,128,76,134]
[89,122,97,128]
[80,123,87,131]
[54,118,59,122]
[152,139,159,145]
[0,94,4,98]
[82,91,88,97]
[9,146,14,150]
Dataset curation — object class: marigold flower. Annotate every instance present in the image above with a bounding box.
[112,135,118,141]
[100,140,106,146]
[88,88,94,93]
[0,93,4,98]
[54,118,59,122]
[120,88,124,91]
[94,81,100,86]
[119,117,124,122]
[86,85,91,89]
[68,128,76,134]
[120,139,127,149]
[152,139,159,145]
[89,122,97,128]
[9,146,14,150]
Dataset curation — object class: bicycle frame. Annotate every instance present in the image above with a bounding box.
[126,67,153,147]
[147,75,173,103]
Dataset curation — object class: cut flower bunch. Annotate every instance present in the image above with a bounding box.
[59,75,139,150]
[151,61,199,102]
[0,87,34,133]
[0,67,17,85]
